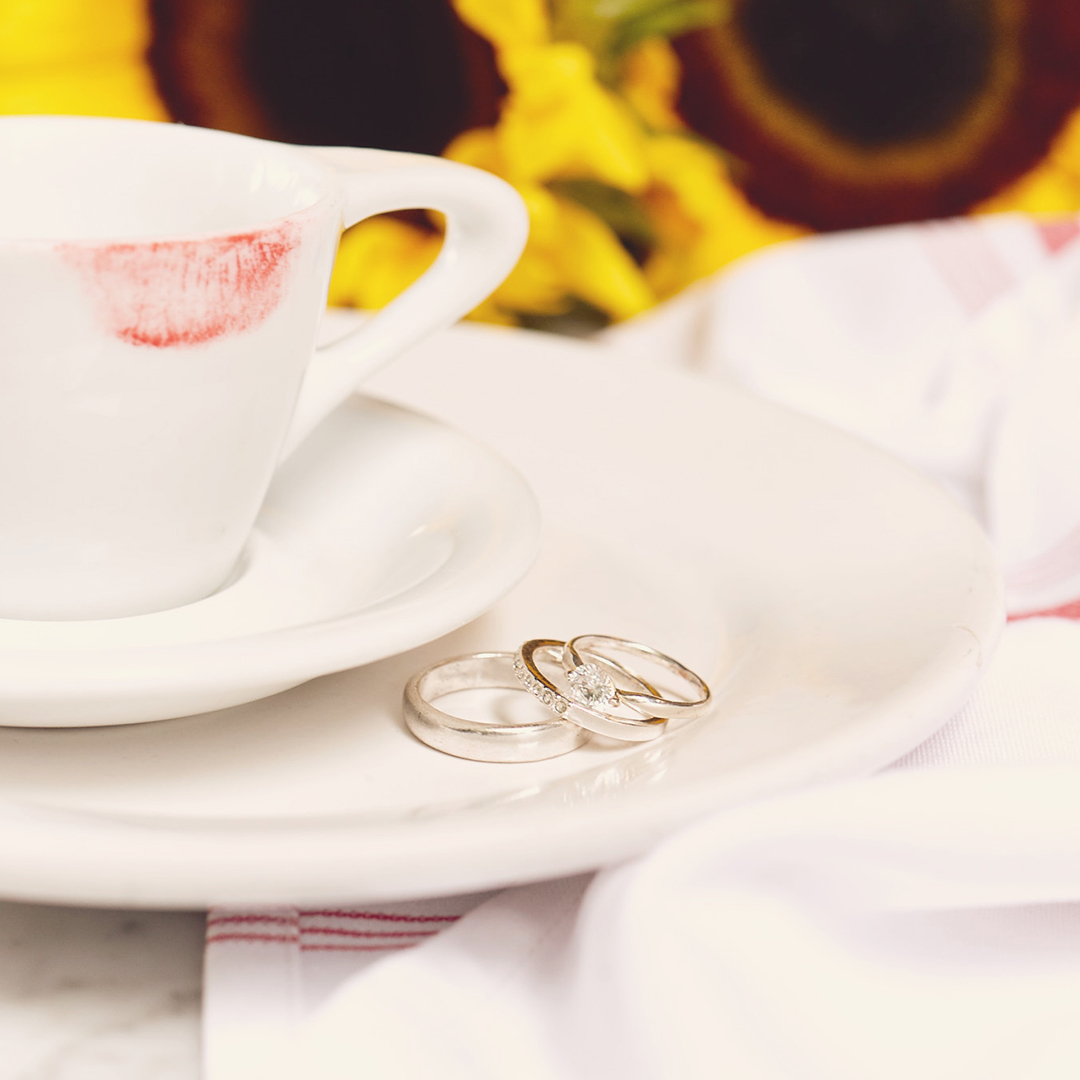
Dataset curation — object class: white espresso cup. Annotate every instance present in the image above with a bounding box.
[0,115,528,620]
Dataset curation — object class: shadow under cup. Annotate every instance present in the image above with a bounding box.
[0,116,345,621]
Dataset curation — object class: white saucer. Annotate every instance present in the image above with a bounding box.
[0,394,540,726]
[0,321,1003,907]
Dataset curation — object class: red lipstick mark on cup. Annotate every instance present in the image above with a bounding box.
[60,221,300,348]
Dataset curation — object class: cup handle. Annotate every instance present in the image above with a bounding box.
[278,146,528,460]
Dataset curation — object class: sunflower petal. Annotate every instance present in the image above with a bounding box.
[451,0,549,50]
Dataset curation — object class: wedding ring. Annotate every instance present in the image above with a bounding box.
[403,652,589,763]
[515,639,668,742]
[562,634,711,720]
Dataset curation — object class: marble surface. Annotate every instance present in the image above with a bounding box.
[0,903,203,1080]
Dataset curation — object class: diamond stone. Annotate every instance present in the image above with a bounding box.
[566,663,617,708]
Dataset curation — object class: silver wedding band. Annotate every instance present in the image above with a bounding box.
[403,651,588,762]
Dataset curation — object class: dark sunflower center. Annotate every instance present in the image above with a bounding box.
[243,0,485,152]
[736,0,997,147]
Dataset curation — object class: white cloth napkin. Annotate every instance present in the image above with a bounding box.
[606,212,1080,616]
[204,212,1080,1079]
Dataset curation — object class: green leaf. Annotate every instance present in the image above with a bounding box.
[611,1,728,55]
[551,0,728,82]
[517,297,612,336]
[549,178,656,247]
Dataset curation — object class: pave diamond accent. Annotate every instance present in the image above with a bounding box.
[514,656,549,703]
[566,663,617,709]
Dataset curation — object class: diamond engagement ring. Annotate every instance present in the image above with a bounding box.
[514,639,668,742]
[561,634,711,720]
[403,652,589,762]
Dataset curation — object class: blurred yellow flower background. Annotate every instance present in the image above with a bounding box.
[4,0,1080,330]
[332,0,1080,326]
[0,0,164,120]
[333,0,804,325]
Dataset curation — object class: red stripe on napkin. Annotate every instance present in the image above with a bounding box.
[205,908,462,953]
[206,914,294,927]
[300,910,461,923]
[1035,219,1080,254]
[1008,598,1080,622]
[300,928,439,939]
[205,932,299,945]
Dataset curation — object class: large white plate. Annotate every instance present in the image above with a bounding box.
[0,322,1003,907]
